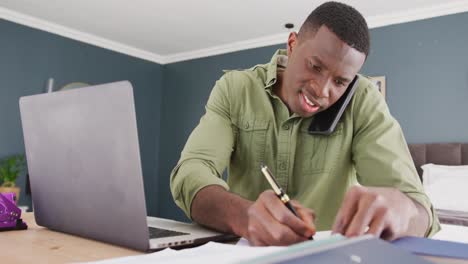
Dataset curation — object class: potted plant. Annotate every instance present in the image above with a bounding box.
[0,154,26,203]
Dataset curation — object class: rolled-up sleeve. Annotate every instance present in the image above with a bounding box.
[170,73,235,219]
[351,80,440,237]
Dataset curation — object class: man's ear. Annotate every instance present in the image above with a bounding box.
[287,32,299,56]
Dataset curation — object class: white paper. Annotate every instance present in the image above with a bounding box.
[83,226,468,264]
[83,242,284,264]
[84,231,334,264]
[236,230,332,246]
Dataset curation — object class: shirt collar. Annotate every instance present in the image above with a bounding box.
[265,49,288,89]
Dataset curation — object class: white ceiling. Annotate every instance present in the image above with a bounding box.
[1,0,468,64]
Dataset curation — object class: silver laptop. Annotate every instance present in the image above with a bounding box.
[19,81,235,251]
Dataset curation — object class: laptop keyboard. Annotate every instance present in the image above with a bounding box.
[148,227,189,239]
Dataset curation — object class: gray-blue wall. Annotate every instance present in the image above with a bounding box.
[160,12,468,221]
[0,19,163,215]
[361,13,468,143]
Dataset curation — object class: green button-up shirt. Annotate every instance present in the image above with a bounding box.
[170,49,440,236]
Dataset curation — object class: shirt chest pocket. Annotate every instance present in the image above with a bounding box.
[232,119,269,171]
[295,122,345,175]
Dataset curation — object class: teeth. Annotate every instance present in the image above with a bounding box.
[303,94,315,107]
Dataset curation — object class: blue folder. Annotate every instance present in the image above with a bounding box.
[392,236,468,260]
[245,235,432,264]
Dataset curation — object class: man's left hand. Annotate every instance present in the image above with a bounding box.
[332,186,428,240]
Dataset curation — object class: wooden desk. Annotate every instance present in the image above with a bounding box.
[0,213,142,263]
[1,213,467,264]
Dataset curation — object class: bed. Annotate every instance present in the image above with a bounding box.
[408,143,468,178]
[408,143,468,226]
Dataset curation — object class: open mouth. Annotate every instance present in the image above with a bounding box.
[300,92,320,114]
[304,93,316,107]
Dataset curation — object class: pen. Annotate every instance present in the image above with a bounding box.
[260,163,313,240]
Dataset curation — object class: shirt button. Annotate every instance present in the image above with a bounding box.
[244,123,249,129]
[282,124,290,130]
[280,162,287,170]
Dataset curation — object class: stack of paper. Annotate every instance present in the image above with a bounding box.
[84,231,336,264]
[85,242,284,264]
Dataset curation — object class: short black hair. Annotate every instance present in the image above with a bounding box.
[299,1,370,56]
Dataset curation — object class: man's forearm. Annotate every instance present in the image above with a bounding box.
[191,185,252,237]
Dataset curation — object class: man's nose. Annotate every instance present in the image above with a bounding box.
[310,78,331,99]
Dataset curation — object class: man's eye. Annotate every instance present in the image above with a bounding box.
[335,79,345,86]
[308,61,321,73]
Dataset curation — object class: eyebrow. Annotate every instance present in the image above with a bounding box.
[311,56,352,84]
[311,56,328,71]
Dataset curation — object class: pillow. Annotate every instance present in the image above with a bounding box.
[421,163,468,212]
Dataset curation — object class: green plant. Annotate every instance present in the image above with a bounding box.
[0,154,26,187]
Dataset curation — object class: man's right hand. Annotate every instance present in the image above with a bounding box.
[243,190,316,246]
[191,186,316,246]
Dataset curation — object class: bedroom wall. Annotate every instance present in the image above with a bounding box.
[361,12,468,144]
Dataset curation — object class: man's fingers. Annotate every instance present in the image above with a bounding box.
[344,194,379,237]
[254,203,303,245]
[247,191,312,245]
[332,186,419,241]
[246,203,270,246]
[249,220,273,246]
[291,200,316,239]
[249,236,267,247]
[366,210,386,237]
[262,193,314,238]
[332,186,361,234]
[263,218,308,246]
[290,200,316,232]
[247,200,295,246]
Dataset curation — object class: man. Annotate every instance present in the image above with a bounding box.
[170,1,440,246]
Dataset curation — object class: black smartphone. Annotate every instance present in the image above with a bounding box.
[308,75,359,135]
